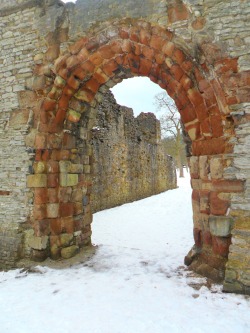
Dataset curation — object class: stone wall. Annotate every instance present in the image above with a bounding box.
[0,0,249,294]
[91,91,176,212]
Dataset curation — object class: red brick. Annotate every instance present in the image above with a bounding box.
[121,40,132,53]
[85,78,101,94]
[192,137,227,156]
[35,133,47,149]
[98,45,115,59]
[215,58,238,75]
[212,236,231,257]
[181,60,193,73]
[62,133,76,149]
[210,192,229,215]
[33,219,50,237]
[132,42,141,56]
[139,58,152,76]
[34,188,48,204]
[192,189,200,202]
[50,218,63,235]
[187,88,204,107]
[212,180,244,193]
[203,230,212,246]
[141,45,154,61]
[62,217,74,233]
[200,118,212,137]
[42,98,57,112]
[47,134,62,149]
[47,188,59,203]
[47,174,59,188]
[89,52,103,66]
[179,103,197,124]
[155,53,165,65]
[170,64,184,81]
[119,26,130,39]
[66,55,80,70]
[110,40,122,54]
[162,42,175,56]
[192,17,206,31]
[208,105,221,116]
[168,3,190,23]
[54,108,67,126]
[69,37,89,55]
[195,103,208,122]
[172,48,186,65]
[127,54,140,74]
[67,75,81,90]
[130,26,139,42]
[33,204,47,220]
[59,150,71,160]
[74,202,83,215]
[57,68,68,81]
[193,228,202,248]
[150,35,164,50]
[102,59,118,76]
[80,60,95,75]
[72,66,87,81]
[59,203,74,217]
[85,39,99,52]
[93,69,109,84]
[139,29,151,45]
[210,114,223,137]
[180,75,193,90]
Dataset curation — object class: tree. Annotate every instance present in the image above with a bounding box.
[154,92,186,178]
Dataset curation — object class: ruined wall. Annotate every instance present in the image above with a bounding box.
[91,91,176,212]
[0,0,249,294]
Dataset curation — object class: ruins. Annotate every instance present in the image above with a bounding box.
[0,0,250,294]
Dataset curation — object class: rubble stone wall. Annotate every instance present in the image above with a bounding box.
[0,0,249,295]
[91,91,176,212]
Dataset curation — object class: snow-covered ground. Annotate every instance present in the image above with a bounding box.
[0,174,249,333]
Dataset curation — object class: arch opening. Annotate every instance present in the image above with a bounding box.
[25,18,244,290]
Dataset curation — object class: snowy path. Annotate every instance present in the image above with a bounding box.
[0,175,249,333]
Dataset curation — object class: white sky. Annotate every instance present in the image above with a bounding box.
[111,77,166,118]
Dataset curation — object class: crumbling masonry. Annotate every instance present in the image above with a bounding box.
[0,0,250,294]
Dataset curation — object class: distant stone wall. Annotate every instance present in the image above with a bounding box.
[91,92,177,212]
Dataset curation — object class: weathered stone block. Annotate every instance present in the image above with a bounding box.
[27,174,47,188]
[209,216,234,237]
[210,157,223,179]
[61,245,79,259]
[33,161,46,174]
[60,233,74,247]
[59,173,78,187]
[28,236,49,250]
[47,204,59,219]
[59,161,71,173]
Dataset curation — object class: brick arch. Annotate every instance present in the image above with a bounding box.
[29,19,241,282]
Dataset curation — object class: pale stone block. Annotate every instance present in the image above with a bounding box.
[210,157,223,179]
[47,203,59,218]
[199,156,208,179]
[59,161,71,173]
[28,236,48,250]
[27,174,47,188]
[59,173,78,187]
[61,245,79,259]
[33,161,46,174]
[209,216,234,237]
[70,164,83,173]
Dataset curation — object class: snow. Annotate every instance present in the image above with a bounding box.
[0,173,249,333]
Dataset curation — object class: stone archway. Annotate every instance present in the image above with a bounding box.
[0,0,249,295]
[26,18,243,288]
